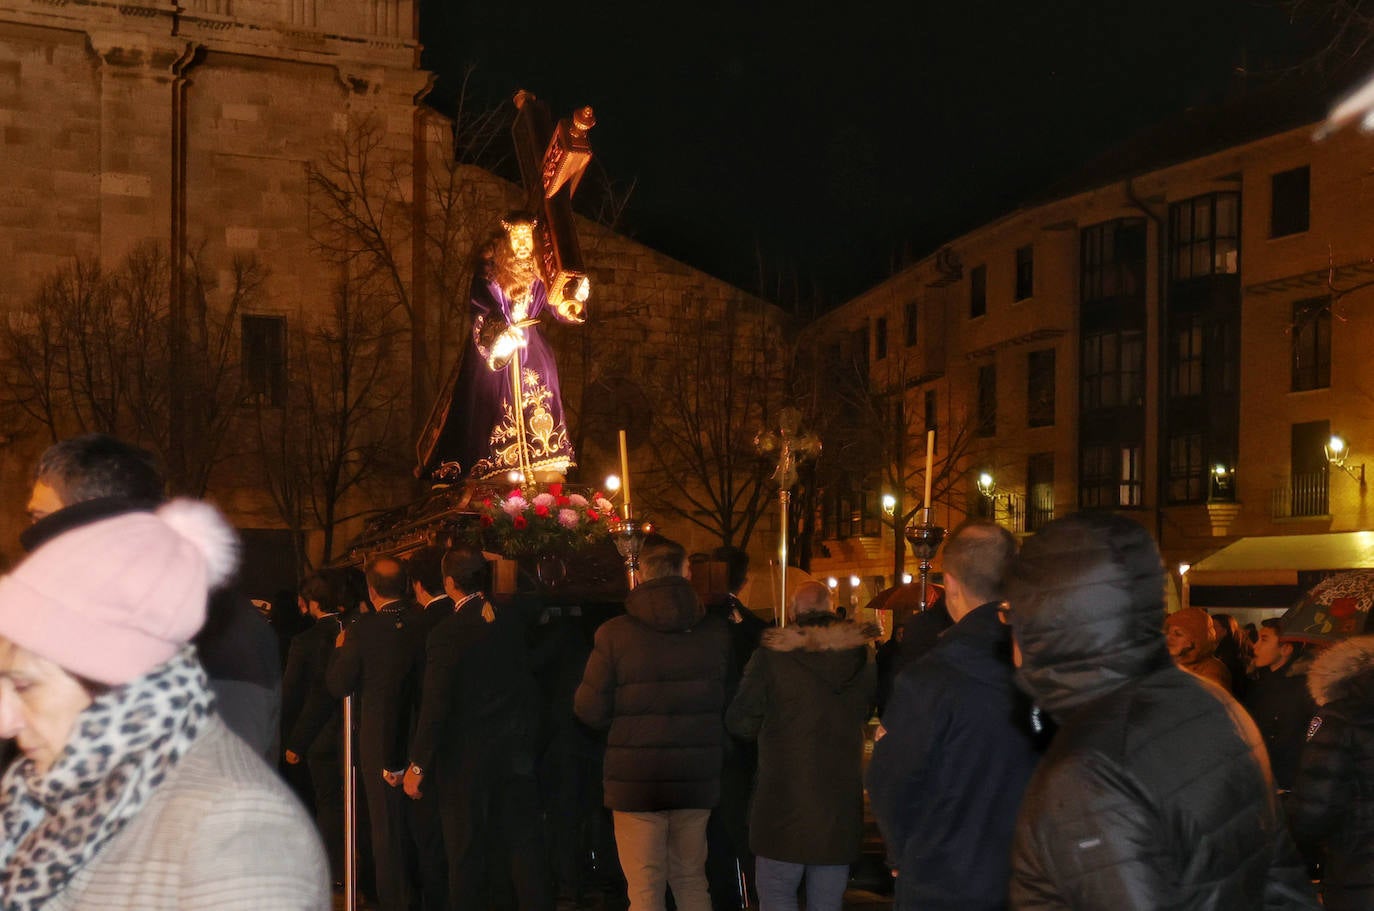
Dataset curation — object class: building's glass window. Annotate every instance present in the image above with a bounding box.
[970,265,987,318]
[1079,444,1142,508]
[1168,432,1207,503]
[1170,323,1204,398]
[1081,330,1144,410]
[976,364,996,437]
[1170,192,1240,281]
[1015,245,1034,301]
[1027,348,1055,428]
[1271,166,1311,238]
[242,314,286,407]
[1081,218,1147,302]
[905,300,919,347]
[875,317,888,361]
[1292,296,1331,392]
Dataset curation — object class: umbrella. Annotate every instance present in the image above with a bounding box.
[1280,570,1374,644]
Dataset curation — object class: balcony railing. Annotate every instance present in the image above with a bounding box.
[1270,470,1329,519]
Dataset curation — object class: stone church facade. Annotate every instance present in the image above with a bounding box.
[0,0,790,591]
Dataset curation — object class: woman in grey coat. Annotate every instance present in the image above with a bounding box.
[726,581,877,911]
[0,500,328,910]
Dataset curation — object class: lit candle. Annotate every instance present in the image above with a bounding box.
[923,429,935,518]
[619,429,632,519]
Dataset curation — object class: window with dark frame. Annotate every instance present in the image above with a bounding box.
[1080,330,1144,410]
[851,326,869,375]
[905,300,919,347]
[970,264,987,318]
[1169,323,1204,398]
[1292,296,1331,392]
[1081,218,1147,302]
[1271,166,1311,238]
[1078,444,1142,509]
[1027,348,1055,428]
[1167,432,1207,503]
[976,364,996,437]
[1015,245,1034,301]
[1169,192,1240,281]
[242,314,286,407]
[875,317,888,361]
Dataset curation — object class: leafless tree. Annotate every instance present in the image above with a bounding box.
[638,294,786,548]
[0,243,262,495]
[255,279,407,567]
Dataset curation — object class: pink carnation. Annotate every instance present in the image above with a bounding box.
[557,508,580,528]
[501,496,528,517]
[595,497,615,514]
[568,493,589,508]
[533,493,557,509]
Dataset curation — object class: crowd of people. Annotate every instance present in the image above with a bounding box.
[2,433,1373,911]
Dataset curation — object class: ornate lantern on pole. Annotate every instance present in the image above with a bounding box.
[609,513,653,590]
[903,510,945,614]
[756,407,821,628]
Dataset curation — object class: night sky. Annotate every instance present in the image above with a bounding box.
[420,1,1329,308]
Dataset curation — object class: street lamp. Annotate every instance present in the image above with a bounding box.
[1327,434,1367,491]
[977,471,1016,516]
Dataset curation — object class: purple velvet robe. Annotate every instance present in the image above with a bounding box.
[443,273,576,481]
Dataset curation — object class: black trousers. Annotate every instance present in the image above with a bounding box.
[406,785,449,911]
[439,757,553,911]
[362,764,412,911]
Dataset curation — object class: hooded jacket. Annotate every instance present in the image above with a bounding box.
[1288,635,1374,911]
[1242,652,1316,791]
[573,575,731,811]
[866,602,1040,911]
[725,616,877,864]
[1006,513,1318,911]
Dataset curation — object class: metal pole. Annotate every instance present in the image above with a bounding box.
[343,693,357,911]
[778,489,790,628]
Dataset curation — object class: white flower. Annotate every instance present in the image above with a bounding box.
[501,496,528,517]
[595,497,615,514]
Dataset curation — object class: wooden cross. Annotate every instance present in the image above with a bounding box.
[510,90,596,321]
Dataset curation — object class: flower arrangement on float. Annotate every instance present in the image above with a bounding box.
[472,482,615,556]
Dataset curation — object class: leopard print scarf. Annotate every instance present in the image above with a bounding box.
[0,646,213,910]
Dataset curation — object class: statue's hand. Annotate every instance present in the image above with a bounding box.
[487,328,528,369]
[555,299,586,323]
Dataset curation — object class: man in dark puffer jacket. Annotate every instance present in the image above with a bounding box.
[574,538,731,911]
[1288,634,1374,911]
[1005,512,1318,910]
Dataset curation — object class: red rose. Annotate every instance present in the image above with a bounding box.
[480,515,494,527]
[513,515,528,530]
[534,504,551,518]
[591,491,603,502]
[482,498,493,508]
[548,482,564,497]
[556,495,571,506]
[587,510,600,522]
[508,488,522,499]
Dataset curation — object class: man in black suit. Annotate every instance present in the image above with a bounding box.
[404,547,551,911]
[328,557,425,911]
[400,546,452,911]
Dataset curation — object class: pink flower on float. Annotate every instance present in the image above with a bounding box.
[558,508,579,528]
[533,493,556,509]
[568,493,589,508]
[595,498,615,514]
[502,496,528,516]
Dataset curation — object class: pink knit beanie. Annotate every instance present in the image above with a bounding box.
[0,499,239,684]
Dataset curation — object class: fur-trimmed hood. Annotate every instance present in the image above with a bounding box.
[761,619,880,653]
[1307,634,1374,707]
